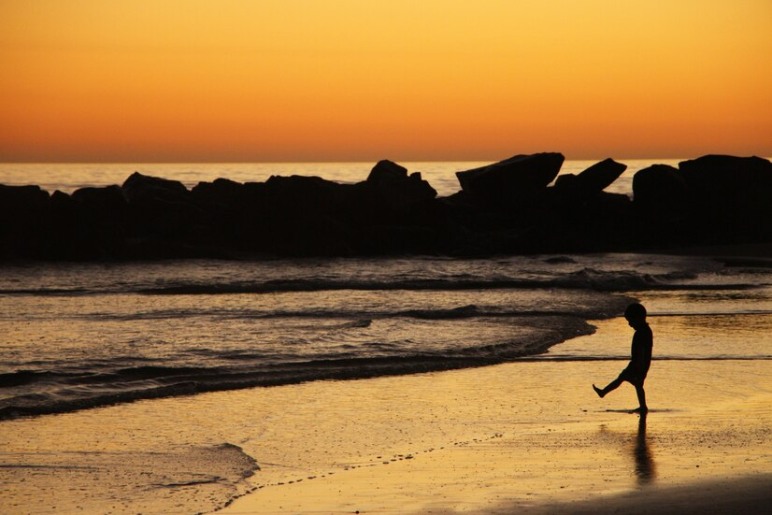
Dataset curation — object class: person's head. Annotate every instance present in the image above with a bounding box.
[624,303,647,328]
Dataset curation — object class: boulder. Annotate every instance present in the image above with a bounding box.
[191,178,246,207]
[121,172,200,239]
[0,184,51,259]
[46,190,83,260]
[0,184,50,214]
[632,164,687,215]
[72,185,128,218]
[263,175,350,215]
[456,153,564,208]
[67,185,129,257]
[554,158,627,198]
[364,160,437,217]
[367,160,409,185]
[122,172,189,204]
[630,164,691,247]
[677,155,772,242]
[678,154,772,186]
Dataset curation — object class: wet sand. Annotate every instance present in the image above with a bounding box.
[1,316,770,514]
[218,314,772,514]
[219,362,770,514]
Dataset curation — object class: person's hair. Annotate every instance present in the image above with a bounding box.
[625,303,647,320]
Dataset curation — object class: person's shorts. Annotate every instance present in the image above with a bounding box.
[619,366,648,385]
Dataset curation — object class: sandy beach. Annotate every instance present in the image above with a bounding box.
[219,320,771,514]
[1,310,769,514]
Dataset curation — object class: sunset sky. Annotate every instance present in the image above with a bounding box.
[1,0,770,162]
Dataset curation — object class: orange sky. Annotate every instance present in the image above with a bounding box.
[1,0,770,162]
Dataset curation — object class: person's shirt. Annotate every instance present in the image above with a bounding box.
[629,323,653,374]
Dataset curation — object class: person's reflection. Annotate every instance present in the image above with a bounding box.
[633,412,655,484]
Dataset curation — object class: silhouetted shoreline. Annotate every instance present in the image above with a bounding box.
[1,153,770,261]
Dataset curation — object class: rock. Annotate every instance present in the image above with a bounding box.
[1,154,767,261]
[364,161,437,217]
[238,175,355,256]
[631,164,692,248]
[576,158,628,191]
[632,164,687,215]
[121,172,200,239]
[456,153,564,208]
[0,184,50,211]
[68,185,130,257]
[678,155,772,242]
[263,175,350,215]
[359,224,439,255]
[678,154,771,184]
[554,158,627,198]
[538,191,635,252]
[0,184,51,259]
[72,185,128,219]
[122,172,189,204]
[44,191,84,259]
[367,160,408,185]
[191,178,247,208]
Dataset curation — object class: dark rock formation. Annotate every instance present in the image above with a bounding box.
[121,172,203,254]
[366,160,437,215]
[632,165,687,215]
[1,153,769,261]
[0,185,50,259]
[554,158,627,201]
[678,155,772,243]
[455,153,565,208]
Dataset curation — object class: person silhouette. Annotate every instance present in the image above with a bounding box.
[593,302,652,412]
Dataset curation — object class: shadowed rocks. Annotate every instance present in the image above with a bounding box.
[554,158,627,202]
[1,153,770,261]
[678,155,772,243]
[455,152,564,209]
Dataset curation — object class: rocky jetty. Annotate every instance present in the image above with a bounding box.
[1,153,770,260]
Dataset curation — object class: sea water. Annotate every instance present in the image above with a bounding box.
[1,252,770,420]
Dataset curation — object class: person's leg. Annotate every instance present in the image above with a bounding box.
[593,376,623,398]
[634,383,648,412]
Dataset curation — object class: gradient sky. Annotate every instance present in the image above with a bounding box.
[1,0,770,162]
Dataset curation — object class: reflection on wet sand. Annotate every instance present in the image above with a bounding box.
[634,412,655,485]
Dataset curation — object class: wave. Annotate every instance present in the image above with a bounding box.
[135,271,752,294]
[0,316,594,420]
[63,303,631,323]
[0,268,759,298]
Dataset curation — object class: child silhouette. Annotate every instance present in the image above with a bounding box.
[593,303,652,413]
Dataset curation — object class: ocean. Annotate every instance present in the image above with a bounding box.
[0,161,771,513]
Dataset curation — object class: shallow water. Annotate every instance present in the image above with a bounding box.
[4,253,768,419]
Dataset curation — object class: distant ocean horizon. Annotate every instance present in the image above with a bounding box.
[0,159,694,198]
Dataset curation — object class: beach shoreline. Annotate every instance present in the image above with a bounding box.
[216,352,771,514]
[1,278,770,514]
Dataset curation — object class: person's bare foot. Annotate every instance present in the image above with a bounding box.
[592,384,605,398]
